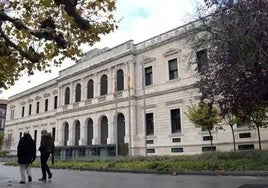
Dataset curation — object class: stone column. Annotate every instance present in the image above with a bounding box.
[67,123,74,146]
[79,117,87,145]
[107,114,115,144]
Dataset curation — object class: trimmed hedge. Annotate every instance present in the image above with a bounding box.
[5,151,268,172]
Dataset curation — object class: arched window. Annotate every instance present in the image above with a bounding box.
[117,69,124,91]
[87,79,94,99]
[75,83,81,102]
[100,75,108,96]
[100,116,108,144]
[87,118,93,145]
[117,113,125,144]
[75,121,80,146]
[65,87,70,105]
[64,122,69,146]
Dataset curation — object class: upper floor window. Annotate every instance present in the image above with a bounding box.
[145,66,153,86]
[117,69,124,91]
[54,96,58,109]
[45,99,48,112]
[10,109,15,120]
[36,102,40,114]
[237,122,247,129]
[65,87,70,105]
[87,79,94,99]
[28,104,32,115]
[100,74,108,96]
[75,83,81,102]
[0,107,5,117]
[21,106,25,117]
[171,108,181,133]
[196,49,208,73]
[146,113,154,136]
[168,58,178,80]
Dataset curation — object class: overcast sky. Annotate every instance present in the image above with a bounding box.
[0,0,202,100]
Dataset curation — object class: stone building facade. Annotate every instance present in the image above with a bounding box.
[0,99,7,131]
[4,23,268,157]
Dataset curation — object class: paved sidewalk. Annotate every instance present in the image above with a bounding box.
[1,162,268,188]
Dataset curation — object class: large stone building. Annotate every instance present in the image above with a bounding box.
[4,23,268,158]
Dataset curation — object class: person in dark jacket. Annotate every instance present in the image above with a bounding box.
[17,132,36,184]
[38,130,55,182]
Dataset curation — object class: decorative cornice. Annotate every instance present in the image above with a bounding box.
[143,57,156,64]
[35,96,41,101]
[52,89,58,95]
[163,48,181,57]
[43,93,50,98]
[20,101,26,105]
[165,99,184,105]
[27,99,33,103]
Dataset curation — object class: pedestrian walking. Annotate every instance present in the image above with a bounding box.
[17,132,36,184]
[38,129,55,182]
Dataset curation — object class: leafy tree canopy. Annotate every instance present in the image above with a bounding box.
[0,0,117,89]
[188,0,268,120]
[185,101,222,131]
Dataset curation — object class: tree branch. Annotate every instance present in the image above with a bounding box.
[0,21,41,63]
[53,0,91,30]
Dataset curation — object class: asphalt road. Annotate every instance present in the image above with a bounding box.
[0,162,268,188]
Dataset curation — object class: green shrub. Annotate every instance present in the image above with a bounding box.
[0,150,6,157]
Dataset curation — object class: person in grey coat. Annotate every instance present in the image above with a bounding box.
[38,130,55,182]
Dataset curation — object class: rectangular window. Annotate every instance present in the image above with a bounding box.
[171,148,184,153]
[239,133,251,138]
[45,99,48,112]
[171,108,181,133]
[34,130,37,142]
[196,49,208,73]
[146,113,154,135]
[54,96,58,109]
[5,133,12,149]
[146,140,154,144]
[29,104,32,115]
[10,109,14,120]
[22,106,25,117]
[203,136,213,141]
[146,149,155,153]
[238,144,254,151]
[202,146,216,152]
[237,122,247,129]
[168,58,178,80]
[36,102,40,114]
[0,118,3,129]
[145,66,153,86]
[172,138,181,143]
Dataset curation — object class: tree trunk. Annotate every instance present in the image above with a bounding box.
[256,124,262,150]
[208,129,213,152]
[230,124,236,152]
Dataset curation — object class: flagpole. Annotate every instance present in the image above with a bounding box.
[141,61,147,157]
[114,70,118,157]
[127,62,132,156]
